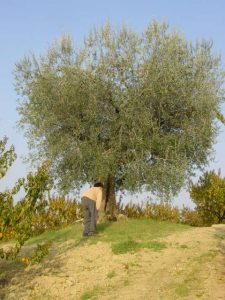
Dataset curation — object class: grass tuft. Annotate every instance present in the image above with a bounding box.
[81,286,102,300]
[106,270,116,279]
[194,250,218,263]
[112,239,140,254]
[175,283,189,297]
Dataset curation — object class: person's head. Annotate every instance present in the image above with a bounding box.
[93,182,104,188]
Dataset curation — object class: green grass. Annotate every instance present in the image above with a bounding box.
[80,286,103,300]
[95,219,189,243]
[0,224,82,248]
[92,219,188,254]
[1,219,190,259]
[25,223,83,246]
[112,239,140,254]
[19,219,189,250]
[174,283,189,297]
[112,239,167,254]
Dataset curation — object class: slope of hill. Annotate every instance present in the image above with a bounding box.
[0,219,225,300]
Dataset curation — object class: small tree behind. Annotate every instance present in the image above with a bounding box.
[190,170,225,224]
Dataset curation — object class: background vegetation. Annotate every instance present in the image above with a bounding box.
[1,135,225,265]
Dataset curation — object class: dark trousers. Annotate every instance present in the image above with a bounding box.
[81,196,97,235]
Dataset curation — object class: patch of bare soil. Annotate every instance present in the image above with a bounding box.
[1,225,225,300]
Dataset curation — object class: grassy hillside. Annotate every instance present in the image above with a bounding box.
[25,219,189,252]
[0,219,224,299]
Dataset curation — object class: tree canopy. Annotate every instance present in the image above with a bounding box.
[15,20,225,199]
[190,170,225,224]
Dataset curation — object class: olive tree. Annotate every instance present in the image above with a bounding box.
[15,20,225,216]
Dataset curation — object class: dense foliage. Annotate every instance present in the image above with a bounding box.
[190,170,225,224]
[15,20,225,206]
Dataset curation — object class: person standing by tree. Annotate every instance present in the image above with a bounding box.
[81,182,104,236]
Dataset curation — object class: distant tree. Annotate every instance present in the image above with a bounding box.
[190,170,225,224]
[15,20,225,216]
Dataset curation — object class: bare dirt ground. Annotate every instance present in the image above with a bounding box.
[1,224,225,300]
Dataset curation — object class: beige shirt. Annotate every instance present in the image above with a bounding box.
[82,187,103,210]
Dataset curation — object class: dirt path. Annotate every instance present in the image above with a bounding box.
[102,225,225,300]
[1,225,225,300]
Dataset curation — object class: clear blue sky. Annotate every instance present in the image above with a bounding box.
[0,0,225,207]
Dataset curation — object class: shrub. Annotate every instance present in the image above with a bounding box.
[118,201,181,223]
[31,196,83,233]
[117,199,204,226]
[180,206,204,226]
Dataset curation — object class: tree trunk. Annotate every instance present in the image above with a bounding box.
[98,174,117,222]
[218,212,225,224]
[105,174,117,218]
